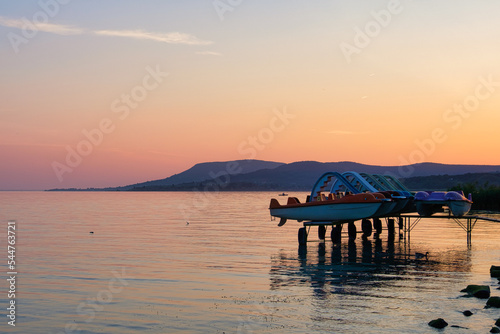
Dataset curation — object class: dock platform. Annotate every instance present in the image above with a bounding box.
[399,214,500,246]
[298,214,500,247]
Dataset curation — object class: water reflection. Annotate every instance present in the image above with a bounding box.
[270,237,473,293]
[361,236,372,263]
[267,214,500,332]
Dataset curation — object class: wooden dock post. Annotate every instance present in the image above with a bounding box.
[387,218,395,236]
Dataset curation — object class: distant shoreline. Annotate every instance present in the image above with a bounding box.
[45,171,500,211]
[46,171,500,193]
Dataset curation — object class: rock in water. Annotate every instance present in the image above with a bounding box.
[491,265,500,278]
[490,327,500,333]
[496,318,500,326]
[461,285,491,299]
[451,325,469,329]
[428,318,448,329]
[462,310,473,317]
[487,297,500,308]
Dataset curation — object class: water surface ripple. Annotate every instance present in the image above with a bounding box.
[1,191,499,333]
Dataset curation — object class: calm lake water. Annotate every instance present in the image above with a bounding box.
[1,191,500,333]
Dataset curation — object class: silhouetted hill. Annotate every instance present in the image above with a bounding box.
[202,161,500,190]
[122,161,500,191]
[47,160,500,191]
[113,159,284,190]
[401,172,500,191]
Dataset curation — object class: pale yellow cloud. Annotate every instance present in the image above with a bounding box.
[94,29,212,45]
[196,51,222,56]
[0,16,83,35]
[0,16,211,45]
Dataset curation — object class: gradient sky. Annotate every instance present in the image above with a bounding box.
[1,0,500,190]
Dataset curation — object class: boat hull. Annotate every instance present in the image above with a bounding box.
[371,200,397,217]
[415,202,444,216]
[448,201,472,216]
[270,193,383,222]
[414,191,472,217]
[270,202,383,222]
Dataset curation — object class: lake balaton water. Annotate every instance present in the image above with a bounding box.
[1,191,500,333]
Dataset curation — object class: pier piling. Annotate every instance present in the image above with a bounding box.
[300,215,500,247]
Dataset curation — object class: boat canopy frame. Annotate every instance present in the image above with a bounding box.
[308,172,359,202]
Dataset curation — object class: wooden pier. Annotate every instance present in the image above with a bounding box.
[400,214,500,247]
[298,214,500,248]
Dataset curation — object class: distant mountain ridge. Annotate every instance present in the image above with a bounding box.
[47,160,500,191]
[112,159,284,190]
[117,160,500,191]
[402,172,500,190]
[222,161,500,190]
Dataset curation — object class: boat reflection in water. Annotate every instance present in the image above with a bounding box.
[267,236,480,332]
[265,211,500,332]
[269,236,472,296]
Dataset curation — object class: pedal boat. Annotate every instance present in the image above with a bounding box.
[269,192,384,223]
[414,191,472,217]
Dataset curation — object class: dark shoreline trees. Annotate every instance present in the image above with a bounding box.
[450,182,500,211]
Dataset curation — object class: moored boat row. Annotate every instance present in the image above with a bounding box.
[269,171,473,227]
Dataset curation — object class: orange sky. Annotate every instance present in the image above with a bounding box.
[1,1,500,190]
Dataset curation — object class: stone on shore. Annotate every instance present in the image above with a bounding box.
[462,310,473,316]
[486,296,500,308]
[491,265,500,278]
[428,318,448,329]
[461,285,491,299]
[490,327,500,333]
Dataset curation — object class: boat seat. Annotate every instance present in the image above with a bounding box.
[269,198,281,209]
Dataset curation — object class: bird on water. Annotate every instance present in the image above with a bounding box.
[415,252,429,260]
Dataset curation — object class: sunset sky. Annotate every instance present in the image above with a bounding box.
[1,0,500,190]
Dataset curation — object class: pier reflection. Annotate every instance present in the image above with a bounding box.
[269,237,472,294]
